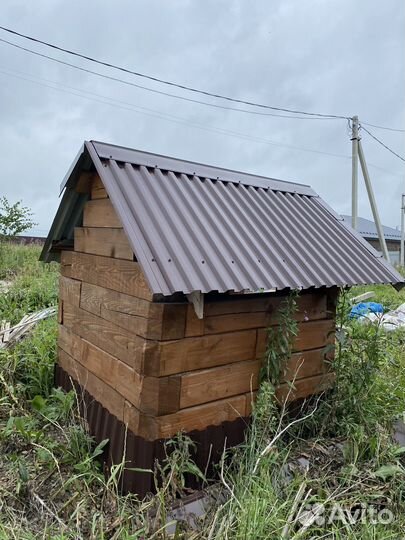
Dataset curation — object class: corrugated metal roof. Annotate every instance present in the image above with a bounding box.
[41,140,404,294]
[341,215,401,241]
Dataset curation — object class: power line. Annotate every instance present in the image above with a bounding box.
[362,121,405,134]
[361,125,405,163]
[0,37,341,121]
[0,25,349,120]
[1,66,402,178]
[0,67,347,155]
[0,27,403,172]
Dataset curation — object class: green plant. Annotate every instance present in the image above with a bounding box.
[0,197,36,240]
[261,291,298,386]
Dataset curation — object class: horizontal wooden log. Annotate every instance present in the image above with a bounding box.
[58,325,180,415]
[91,175,108,199]
[256,319,335,358]
[75,227,134,260]
[75,171,95,194]
[159,303,187,341]
[179,347,331,409]
[67,251,152,301]
[141,394,248,440]
[58,348,125,422]
[60,251,73,278]
[180,359,258,409]
[59,275,81,306]
[58,347,247,440]
[79,282,186,340]
[62,303,145,371]
[185,292,328,336]
[83,198,121,228]
[275,373,335,404]
[144,329,257,377]
[80,281,150,338]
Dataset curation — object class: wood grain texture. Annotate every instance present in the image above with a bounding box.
[185,292,328,336]
[91,175,108,199]
[180,359,259,409]
[143,329,257,377]
[58,347,247,440]
[59,275,81,306]
[276,372,335,404]
[83,198,121,228]
[58,347,125,422]
[256,319,335,358]
[151,394,247,440]
[60,251,73,278]
[179,347,331,409]
[67,252,152,300]
[75,227,134,260]
[75,171,95,194]
[58,325,142,406]
[62,302,146,371]
[79,282,186,340]
[80,281,152,338]
[58,324,181,415]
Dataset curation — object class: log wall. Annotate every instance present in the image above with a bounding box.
[55,177,337,494]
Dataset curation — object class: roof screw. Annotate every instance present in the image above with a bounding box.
[201,260,205,264]
[168,258,172,262]
[231,260,234,264]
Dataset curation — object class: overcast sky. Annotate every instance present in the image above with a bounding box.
[0,0,404,236]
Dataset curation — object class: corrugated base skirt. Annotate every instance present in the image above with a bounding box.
[55,364,249,498]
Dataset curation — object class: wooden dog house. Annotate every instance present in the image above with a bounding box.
[41,141,403,496]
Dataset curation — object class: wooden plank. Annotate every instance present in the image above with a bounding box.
[68,252,152,301]
[75,227,134,260]
[180,359,259,409]
[80,281,153,338]
[58,325,140,405]
[185,292,328,336]
[58,325,180,415]
[276,373,335,404]
[60,250,73,278]
[256,319,335,358]
[75,171,95,194]
[58,300,63,324]
[145,394,247,440]
[179,347,331,409]
[58,348,125,422]
[80,286,186,340]
[282,347,332,382]
[153,303,187,341]
[62,303,146,371]
[83,198,121,228]
[59,275,81,306]
[144,329,257,377]
[91,175,108,199]
[80,283,184,341]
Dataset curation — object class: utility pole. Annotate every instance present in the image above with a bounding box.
[401,194,405,267]
[357,139,390,261]
[351,115,359,230]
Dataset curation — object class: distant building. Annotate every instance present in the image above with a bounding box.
[342,215,402,265]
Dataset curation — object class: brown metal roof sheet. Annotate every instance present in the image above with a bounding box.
[42,140,404,294]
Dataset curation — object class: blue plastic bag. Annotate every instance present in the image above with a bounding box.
[349,302,384,319]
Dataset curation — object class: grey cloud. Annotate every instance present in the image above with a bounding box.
[0,0,404,236]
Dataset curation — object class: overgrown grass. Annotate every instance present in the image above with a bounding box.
[0,242,58,324]
[1,244,405,538]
